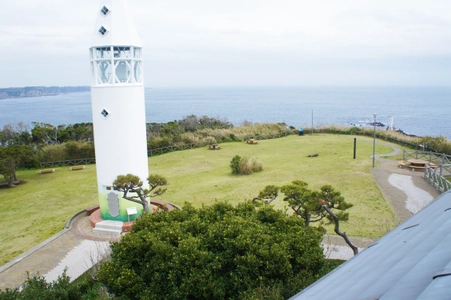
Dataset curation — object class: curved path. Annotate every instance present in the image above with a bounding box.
[0,141,443,288]
[0,212,117,290]
[323,141,441,260]
[370,142,440,223]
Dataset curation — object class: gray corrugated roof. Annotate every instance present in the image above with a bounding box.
[291,191,451,300]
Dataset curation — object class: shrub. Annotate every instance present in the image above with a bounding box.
[419,136,451,155]
[64,141,94,160]
[0,270,81,300]
[97,201,326,299]
[348,126,362,135]
[147,136,172,151]
[38,144,66,162]
[239,156,263,174]
[230,155,242,174]
[37,141,95,163]
[230,155,263,175]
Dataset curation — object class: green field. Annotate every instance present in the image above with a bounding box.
[0,134,397,265]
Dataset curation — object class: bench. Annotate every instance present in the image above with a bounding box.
[208,144,221,150]
[39,169,55,174]
[70,165,85,171]
[398,161,432,171]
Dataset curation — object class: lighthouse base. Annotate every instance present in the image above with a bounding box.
[90,209,134,233]
[89,201,180,234]
[93,220,124,235]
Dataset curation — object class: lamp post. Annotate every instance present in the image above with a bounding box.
[311,108,314,135]
[372,113,377,168]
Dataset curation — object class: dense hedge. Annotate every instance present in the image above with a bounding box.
[97,201,326,299]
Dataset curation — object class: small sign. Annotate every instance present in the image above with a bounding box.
[127,207,138,216]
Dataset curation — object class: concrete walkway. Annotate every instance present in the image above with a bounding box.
[0,212,117,290]
[0,142,444,290]
[371,142,441,223]
[322,141,441,260]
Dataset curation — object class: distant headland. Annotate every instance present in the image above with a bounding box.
[0,86,90,100]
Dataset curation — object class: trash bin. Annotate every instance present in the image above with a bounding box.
[299,128,304,136]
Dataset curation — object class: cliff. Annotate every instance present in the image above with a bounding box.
[0,86,90,99]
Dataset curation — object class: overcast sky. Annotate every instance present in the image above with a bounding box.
[1,0,450,88]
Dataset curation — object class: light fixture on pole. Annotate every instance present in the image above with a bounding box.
[372,113,377,168]
[311,108,314,135]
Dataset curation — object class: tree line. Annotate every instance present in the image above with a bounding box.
[0,116,290,187]
[3,116,450,187]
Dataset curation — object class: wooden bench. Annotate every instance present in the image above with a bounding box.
[70,165,85,171]
[39,168,55,174]
[208,144,221,150]
[398,161,409,168]
[398,161,428,171]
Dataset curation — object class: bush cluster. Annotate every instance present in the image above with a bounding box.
[37,141,95,163]
[147,119,291,153]
[0,269,116,300]
[230,155,264,175]
[418,136,451,154]
[0,271,80,300]
[97,201,326,299]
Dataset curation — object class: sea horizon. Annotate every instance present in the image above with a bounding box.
[1,86,450,139]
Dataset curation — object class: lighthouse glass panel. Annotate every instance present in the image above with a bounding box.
[134,47,141,58]
[115,61,131,83]
[96,47,111,59]
[90,62,95,84]
[97,61,112,84]
[134,61,142,83]
[113,47,131,59]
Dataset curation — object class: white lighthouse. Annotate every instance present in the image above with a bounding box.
[89,0,149,222]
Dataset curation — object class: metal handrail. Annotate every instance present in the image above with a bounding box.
[424,164,451,193]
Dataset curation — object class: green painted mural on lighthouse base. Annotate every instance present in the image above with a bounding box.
[98,189,146,222]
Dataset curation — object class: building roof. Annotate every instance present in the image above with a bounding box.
[91,0,142,47]
[291,190,451,300]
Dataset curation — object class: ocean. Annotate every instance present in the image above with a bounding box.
[1,86,450,139]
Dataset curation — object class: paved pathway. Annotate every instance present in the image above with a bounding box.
[371,142,441,223]
[0,212,117,290]
[323,141,441,260]
[0,141,444,290]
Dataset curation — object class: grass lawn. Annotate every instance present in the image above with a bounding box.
[151,134,397,238]
[0,134,397,265]
[0,166,98,265]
